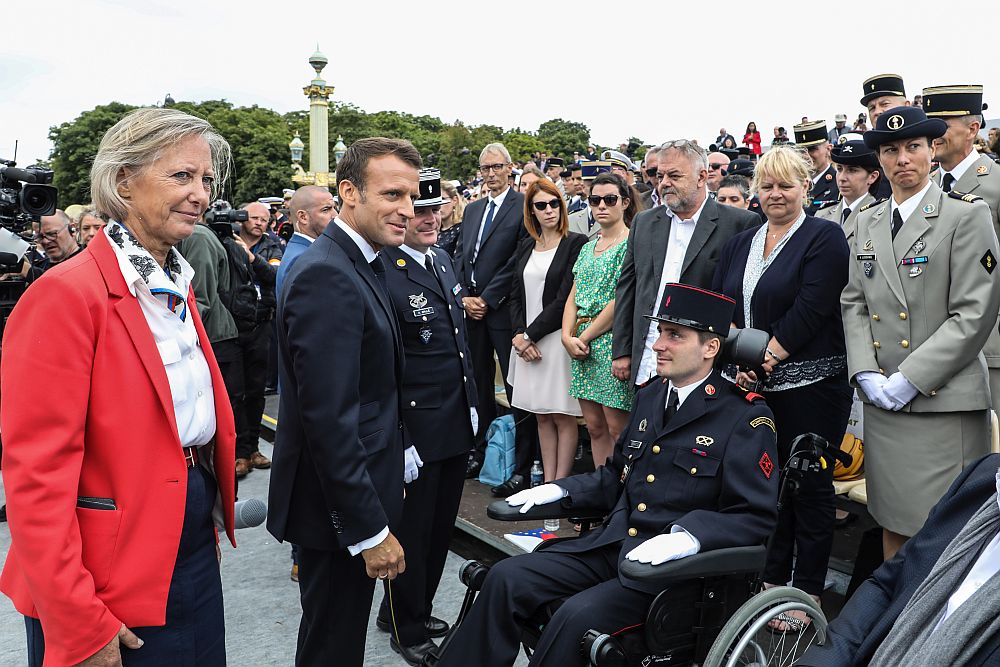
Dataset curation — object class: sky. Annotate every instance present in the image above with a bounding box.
[2,0,997,170]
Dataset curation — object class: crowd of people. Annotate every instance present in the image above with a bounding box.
[3,72,1000,667]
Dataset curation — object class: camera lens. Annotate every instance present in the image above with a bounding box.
[20,185,57,218]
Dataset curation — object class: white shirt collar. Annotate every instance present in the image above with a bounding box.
[891,180,934,223]
[105,226,194,298]
[945,149,981,184]
[666,195,708,224]
[400,244,432,265]
[488,186,511,209]
[333,217,378,263]
[292,231,315,243]
[667,370,714,409]
[843,194,865,212]
[811,164,830,185]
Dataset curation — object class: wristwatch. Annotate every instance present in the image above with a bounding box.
[522,332,531,343]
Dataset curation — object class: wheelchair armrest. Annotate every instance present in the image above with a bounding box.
[487,499,606,523]
[619,545,767,585]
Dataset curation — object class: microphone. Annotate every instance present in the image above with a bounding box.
[234,498,267,529]
[0,166,38,183]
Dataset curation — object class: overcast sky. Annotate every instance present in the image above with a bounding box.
[3,0,997,171]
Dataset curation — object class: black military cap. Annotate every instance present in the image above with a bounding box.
[922,85,988,117]
[793,120,829,147]
[645,283,736,337]
[546,157,564,168]
[415,168,446,207]
[860,73,907,106]
[559,169,572,179]
[863,106,947,150]
[727,158,755,178]
[831,133,880,170]
[720,148,740,161]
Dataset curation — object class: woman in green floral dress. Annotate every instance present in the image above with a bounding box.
[562,172,637,468]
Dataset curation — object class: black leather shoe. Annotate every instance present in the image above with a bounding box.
[465,456,482,479]
[389,636,437,666]
[491,474,525,498]
[376,615,450,638]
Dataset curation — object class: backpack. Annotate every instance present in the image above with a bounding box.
[218,236,261,332]
[478,414,516,487]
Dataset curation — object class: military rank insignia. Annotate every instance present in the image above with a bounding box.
[982,250,997,275]
[750,416,776,433]
[759,452,774,479]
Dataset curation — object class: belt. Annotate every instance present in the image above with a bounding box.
[182,446,200,468]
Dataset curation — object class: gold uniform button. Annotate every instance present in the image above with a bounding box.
[874,341,881,349]
[637,503,647,512]
[646,474,655,483]
[899,312,907,320]
[628,528,638,537]
[690,467,697,475]
[901,339,909,349]
[872,314,880,321]
[879,368,885,374]
[652,445,661,454]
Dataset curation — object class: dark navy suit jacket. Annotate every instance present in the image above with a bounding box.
[798,454,1000,666]
[267,222,406,551]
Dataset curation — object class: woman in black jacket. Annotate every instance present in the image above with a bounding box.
[509,178,588,482]
[713,146,852,628]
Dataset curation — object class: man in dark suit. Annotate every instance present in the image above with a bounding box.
[612,139,760,388]
[798,454,1000,666]
[375,169,478,665]
[267,138,422,666]
[455,142,533,493]
[438,284,779,667]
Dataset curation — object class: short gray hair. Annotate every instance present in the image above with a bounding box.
[643,146,662,165]
[657,139,708,172]
[90,107,231,223]
[479,142,512,164]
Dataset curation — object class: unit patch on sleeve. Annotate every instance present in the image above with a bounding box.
[759,452,774,479]
[750,416,777,433]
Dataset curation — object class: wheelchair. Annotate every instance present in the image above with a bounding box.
[426,433,850,667]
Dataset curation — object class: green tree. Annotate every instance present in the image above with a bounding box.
[48,101,137,207]
[537,119,590,162]
[501,128,545,163]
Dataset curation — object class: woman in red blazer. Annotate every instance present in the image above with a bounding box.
[1,108,236,666]
[743,121,763,158]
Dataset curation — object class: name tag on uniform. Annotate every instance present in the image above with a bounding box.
[900,256,928,266]
[857,253,876,261]
[452,284,462,296]
[413,307,434,317]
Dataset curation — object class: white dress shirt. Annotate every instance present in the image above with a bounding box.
[933,473,1000,632]
[890,180,933,224]
[401,243,431,265]
[941,148,981,186]
[636,199,708,383]
[332,218,389,556]
[472,187,510,281]
[106,230,216,449]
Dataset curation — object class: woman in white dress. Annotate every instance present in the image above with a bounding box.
[508,178,589,481]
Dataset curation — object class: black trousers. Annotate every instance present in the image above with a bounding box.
[296,545,376,667]
[25,465,224,666]
[762,372,852,595]
[220,324,270,461]
[438,543,653,667]
[378,453,466,645]
[467,317,538,478]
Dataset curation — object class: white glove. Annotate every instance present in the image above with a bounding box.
[506,483,566,513]
[883,372,919,411]
[470,407,479,437]
[625,531,700,565]
[856,371,894,410]
[403,446,424,484]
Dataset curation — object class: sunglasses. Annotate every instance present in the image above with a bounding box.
[588,194,621,207]
[532,198,562,211]
[709,163,726,171]
[644,167,658,177]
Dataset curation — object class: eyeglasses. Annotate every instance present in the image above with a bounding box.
[35,225,69,242]
[644,167,658,177]
[588,194,621,207]
[479,163,509,173]
[532,199,561,211]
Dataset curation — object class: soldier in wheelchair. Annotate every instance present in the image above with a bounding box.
[436,284,782,666]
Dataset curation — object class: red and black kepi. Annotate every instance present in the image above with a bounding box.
[645,283,736,337]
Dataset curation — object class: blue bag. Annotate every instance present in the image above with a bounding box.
[478,414,516,486]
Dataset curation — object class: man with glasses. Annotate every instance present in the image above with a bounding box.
[455,143,533,492]
[20,210,82,281]
[640,147,662,209]
[706,151,731,199]
[612,140,761,388]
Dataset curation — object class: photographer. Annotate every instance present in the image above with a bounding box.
[13,210,83,281]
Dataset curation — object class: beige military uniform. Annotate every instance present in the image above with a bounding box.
[842,184,1000,535]
[934,154,1000,403]
[568,208,601,240]
[816,193,875,243]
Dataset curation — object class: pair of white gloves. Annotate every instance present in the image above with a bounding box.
[857,371,919,411]
[403,408,480,484]
[506,484,700,565]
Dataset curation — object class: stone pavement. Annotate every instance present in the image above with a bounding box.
[0,438,527,666]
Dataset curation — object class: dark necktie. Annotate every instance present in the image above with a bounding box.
[481,200,497,240]
[369,256,388,295]
[891,209,904,240]
[942,173,956,193]
[841,207,852,225]
[424,254,434,272]
[664,388,679,424]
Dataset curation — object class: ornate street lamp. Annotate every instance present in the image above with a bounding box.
[334,135,347,166]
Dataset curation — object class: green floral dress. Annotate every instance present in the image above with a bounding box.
[568,237,635,411]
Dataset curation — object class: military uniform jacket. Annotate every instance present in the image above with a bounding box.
[383,246,477,463]
[549,372,779,594]
[842,185,1000,412]
[815,193,875,243]
[568,207,600,240]
[807,165,840,215]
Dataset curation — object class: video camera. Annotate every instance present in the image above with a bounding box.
[0,160,57,234]
[720,327,769,389]
[204,200,248,240]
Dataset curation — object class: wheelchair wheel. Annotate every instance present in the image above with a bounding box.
[702,586,827,667]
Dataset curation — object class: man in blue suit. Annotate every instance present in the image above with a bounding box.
[275,185,337,298]
[268,138,422,666]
